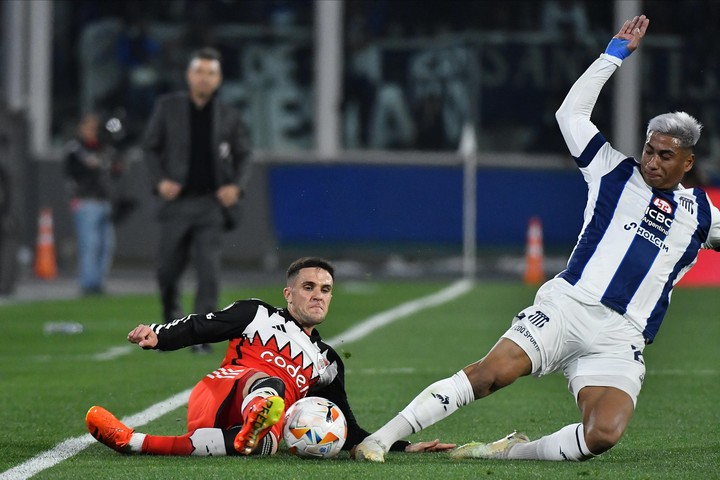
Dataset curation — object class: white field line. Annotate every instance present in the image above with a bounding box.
[26,346,136,364]
[326,278,473,346]
[0,279,472,480]
[347,367,418,375]
[0,390,191,480]
[92,345,135,361]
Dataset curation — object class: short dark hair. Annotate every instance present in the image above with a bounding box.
[286,257,335,282]
[188,47,222,66]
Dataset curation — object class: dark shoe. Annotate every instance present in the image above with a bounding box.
[81,286,105,296]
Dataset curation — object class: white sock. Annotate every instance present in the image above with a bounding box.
[507,423,596,461]
[369,371,475,450]
[365,415,415,451]
[240,386,279,411]
[128,433,146,453]
[188,428,228,456]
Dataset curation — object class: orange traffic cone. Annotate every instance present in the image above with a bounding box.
[523,216,545,285]
[34,207,58,279]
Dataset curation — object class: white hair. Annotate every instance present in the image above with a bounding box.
[646,111,703,149]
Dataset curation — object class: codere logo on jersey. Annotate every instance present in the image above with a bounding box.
[261,349,310,393]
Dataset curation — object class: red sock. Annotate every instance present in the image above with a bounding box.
[142,433,194,456]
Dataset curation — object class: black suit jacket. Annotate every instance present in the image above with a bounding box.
[142,92,252,230]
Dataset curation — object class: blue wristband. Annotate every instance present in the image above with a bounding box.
[604,38,631,60]
[605,38,632,60]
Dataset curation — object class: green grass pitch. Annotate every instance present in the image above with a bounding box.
[1,280,718,479]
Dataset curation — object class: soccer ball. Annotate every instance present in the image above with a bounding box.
[282,396,347,458]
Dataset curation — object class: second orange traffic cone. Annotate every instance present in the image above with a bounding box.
[523,216,545,285]
[34,207,58,279]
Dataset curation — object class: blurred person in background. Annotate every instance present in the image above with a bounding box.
[540,0,590,41]
[116,15,162,130]
[64,113,124,295]
[142,47,252,354]
[356,14,720,463]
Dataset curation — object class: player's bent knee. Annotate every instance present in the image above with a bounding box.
[464,364,513,399]
[584,424,624,454]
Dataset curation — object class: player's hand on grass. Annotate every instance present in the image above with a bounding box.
[128,324,159,349]
[405,439,456,453]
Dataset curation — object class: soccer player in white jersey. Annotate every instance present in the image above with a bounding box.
[356,14,720,463]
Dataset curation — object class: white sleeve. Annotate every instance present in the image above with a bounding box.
[555,54,622,158]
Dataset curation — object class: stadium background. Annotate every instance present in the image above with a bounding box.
[1,0,720,288]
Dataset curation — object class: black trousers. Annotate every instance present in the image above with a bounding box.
[156,195,224,323]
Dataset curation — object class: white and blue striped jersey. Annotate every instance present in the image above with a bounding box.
[555,54,720,343]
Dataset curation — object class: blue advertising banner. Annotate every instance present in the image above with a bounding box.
[269,164,587,247]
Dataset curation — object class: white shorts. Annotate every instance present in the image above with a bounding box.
[501,278,646,406]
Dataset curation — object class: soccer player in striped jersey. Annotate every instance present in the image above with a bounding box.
[357,14,720,463]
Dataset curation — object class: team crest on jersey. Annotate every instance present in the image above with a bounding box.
[678,196,695,214]
[315,353,329,374]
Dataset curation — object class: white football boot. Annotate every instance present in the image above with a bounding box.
[450,431,530,459]
[354,438,388,462]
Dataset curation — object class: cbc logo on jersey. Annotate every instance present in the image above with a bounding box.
[644,205,674,232]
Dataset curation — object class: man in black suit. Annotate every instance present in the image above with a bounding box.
[143,47,251,353]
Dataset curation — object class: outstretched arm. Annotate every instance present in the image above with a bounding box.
[555,15,650,159]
